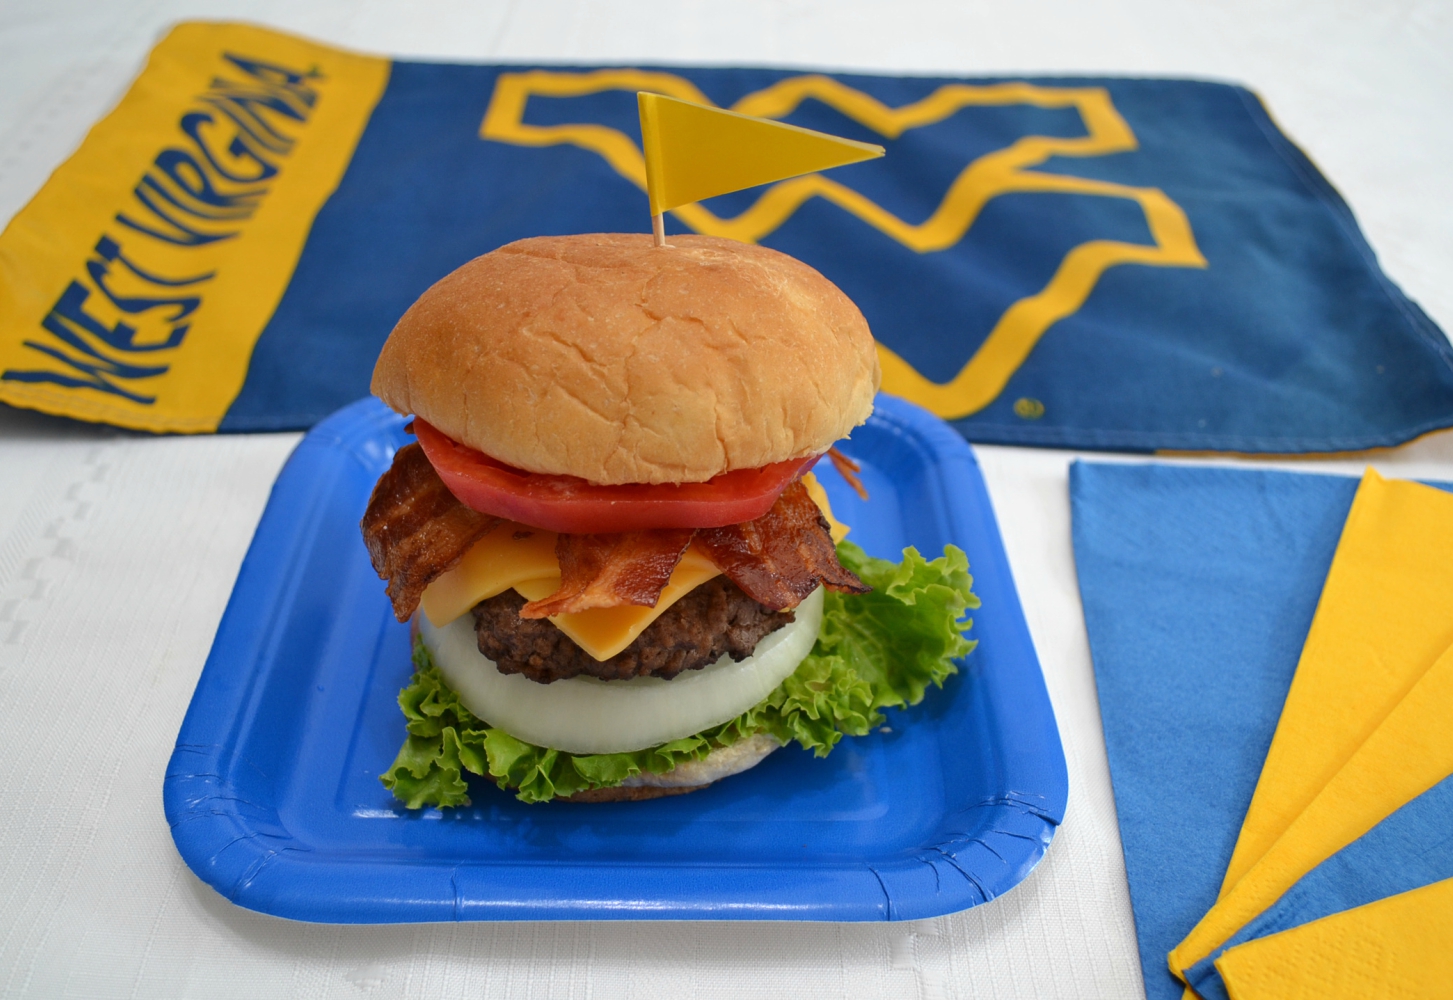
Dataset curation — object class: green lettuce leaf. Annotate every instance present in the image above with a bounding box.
[823,541,979,709]
[379,542,977,806]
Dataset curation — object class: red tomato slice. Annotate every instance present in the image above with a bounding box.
[413,419,819,533]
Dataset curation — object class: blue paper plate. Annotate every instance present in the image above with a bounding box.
[165,394,1066,923]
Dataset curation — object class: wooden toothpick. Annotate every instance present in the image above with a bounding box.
[652,212,666,247]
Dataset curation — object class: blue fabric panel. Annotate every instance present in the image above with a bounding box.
[219,67,1453,453]
[1187,773,1453,1000]
[1069,462,1359,1000]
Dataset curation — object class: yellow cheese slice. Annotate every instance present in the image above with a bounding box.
[419,523,559,627]
[419,475,848,653]
[512,544,722,661]
[802,471,850,542]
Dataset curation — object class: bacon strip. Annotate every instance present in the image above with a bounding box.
[361,442,501,621]
[696,479,869,611]
[361,450,869,621]
[519,528,695,619]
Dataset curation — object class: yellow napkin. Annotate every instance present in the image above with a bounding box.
[1223,470,1453,889]
[1213,878,1453,999]
[1172,635,1453,980]
[1168,469,1453,981]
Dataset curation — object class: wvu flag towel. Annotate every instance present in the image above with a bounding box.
[0,23,388,432]
[4,22,1452,450]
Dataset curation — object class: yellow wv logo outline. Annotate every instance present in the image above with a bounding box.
[481,70,1207,420]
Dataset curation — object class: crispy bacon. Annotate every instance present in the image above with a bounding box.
[519,528,695,619]
[361,449,869,622]
[696,479,869,610]
[361,443,501,621]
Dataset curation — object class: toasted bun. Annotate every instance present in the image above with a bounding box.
[372,234,880,485]
[561,734,781,802]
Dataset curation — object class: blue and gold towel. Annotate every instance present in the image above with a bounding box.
[3,22,1451,451]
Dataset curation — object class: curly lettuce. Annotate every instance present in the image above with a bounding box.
[380,541,978,806]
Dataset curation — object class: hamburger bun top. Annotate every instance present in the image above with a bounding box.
[371,233,880,485]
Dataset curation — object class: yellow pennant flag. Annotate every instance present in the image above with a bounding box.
[636,92,884,218]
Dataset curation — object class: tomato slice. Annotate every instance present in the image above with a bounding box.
[413,419,819,533]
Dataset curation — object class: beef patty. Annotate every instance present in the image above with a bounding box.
[473,576,796,683]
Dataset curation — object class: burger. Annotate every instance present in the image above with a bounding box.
[360,233,977,805]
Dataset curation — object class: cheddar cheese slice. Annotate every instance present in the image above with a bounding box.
[801,471,850,543]
[512,544,723,661]
[417,480,846,659]
[420,524,559,627]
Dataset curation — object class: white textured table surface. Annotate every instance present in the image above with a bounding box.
[1,3,1450,998]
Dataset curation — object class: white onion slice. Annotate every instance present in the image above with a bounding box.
[420,586,823,754]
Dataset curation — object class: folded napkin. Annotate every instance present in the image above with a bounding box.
[1170,472,1453,978]
[1173,637,1453,985]
[1213,878,1453,1000]
[1187,771,1453,999]
[1210,471,1453,895]
[1070,462,1357,1000]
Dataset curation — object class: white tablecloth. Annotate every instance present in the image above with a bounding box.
[1,3,1450,997]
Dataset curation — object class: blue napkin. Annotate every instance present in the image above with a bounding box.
[1187,772,1453,1000]
[1069,461,1359,1000]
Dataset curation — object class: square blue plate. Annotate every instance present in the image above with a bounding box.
[165,394,1066,922]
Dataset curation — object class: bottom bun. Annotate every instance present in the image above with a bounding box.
[560,732,782,803]
[564,785,701,803]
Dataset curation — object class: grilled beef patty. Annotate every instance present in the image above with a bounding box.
[473,577,796,683]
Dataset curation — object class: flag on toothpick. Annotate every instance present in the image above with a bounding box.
[637,92,884,242]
